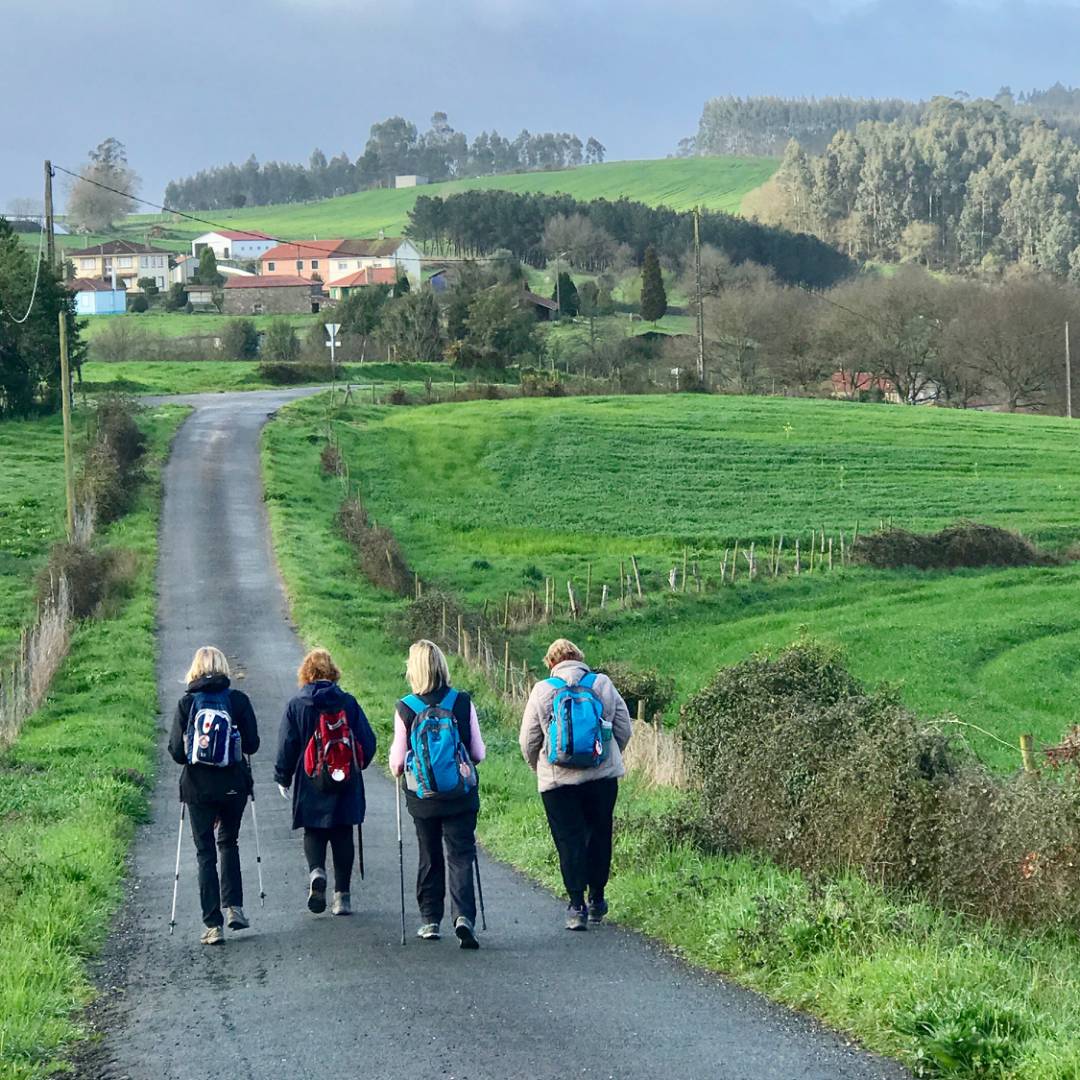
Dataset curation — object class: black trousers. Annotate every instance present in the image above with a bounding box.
[540,777,619,908]
[413,810,477,924]
[188,797,246,928]
[303,825,355,892]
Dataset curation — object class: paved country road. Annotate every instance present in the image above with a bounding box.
[86,390,910,1080]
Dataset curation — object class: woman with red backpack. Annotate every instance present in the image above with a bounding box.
[390,639,486,949]
[274,648,376,917]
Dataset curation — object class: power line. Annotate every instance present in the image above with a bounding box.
[0,220,46,325]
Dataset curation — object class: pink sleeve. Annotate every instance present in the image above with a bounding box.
[389,711,408,776]
[468,702,486,764]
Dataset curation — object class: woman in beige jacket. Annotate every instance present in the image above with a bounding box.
[519,638,632,930]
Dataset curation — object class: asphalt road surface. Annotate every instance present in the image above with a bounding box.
[90,390,910,1080]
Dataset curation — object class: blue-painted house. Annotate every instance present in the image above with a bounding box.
[69,277,127,316]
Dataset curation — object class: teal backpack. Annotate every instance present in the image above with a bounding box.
[403,689,477,799]
[545,673,610,769]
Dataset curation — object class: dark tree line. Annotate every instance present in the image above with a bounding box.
[164,113,606,211]
[406,190,853,289]
[766,97,1080,278]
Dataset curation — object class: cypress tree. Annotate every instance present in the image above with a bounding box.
[639,245,667,323]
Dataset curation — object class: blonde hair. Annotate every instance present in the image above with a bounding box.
[186,645,230,684]
[406,639,449,695]
[544,638,584,668]
[298,648,341,687]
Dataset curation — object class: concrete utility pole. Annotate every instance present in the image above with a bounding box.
[693,207,705,383]
[1067,320,1073,419]
[57,312,75,540]
[43,160,56,268]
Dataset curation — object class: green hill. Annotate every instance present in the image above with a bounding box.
[119,157,776,246]
[281,392,1080,770]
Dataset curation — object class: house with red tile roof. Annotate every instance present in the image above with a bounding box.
[260,236,421,287]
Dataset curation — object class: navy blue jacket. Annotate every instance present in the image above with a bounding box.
[274,680,377,829]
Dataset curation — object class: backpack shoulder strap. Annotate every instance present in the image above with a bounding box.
[578,672,598,690]
[439,688,458,712]
[545,676,567,690]
[401,694,427,716]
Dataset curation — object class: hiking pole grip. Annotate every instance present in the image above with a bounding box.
[395,776,405,946]
[169,804,185,936]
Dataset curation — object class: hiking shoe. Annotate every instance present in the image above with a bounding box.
[588,898,609,924]
[308,868,327,914]
[455,916,479,950]
[331,892,351,916]
[565,904,589,931]
[417,922,441,940]
[200,925,225,946]
[225,906,250,931]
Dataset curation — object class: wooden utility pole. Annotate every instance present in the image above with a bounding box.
[44,160,56,268]
[1067,321,1073,419]
[58,311,75,540]
[693,207,705,383]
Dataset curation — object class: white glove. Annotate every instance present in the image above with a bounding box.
[277,783,290,800]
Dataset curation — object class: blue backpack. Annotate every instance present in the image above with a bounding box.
[185,689,240,768]
[546,673,610,769]
[403,689,477,800]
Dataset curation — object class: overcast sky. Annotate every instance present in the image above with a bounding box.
[3,0,1080,208]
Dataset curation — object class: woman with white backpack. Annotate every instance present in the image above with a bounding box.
[390,639,486,949]
[519,638,632,931]
[167,645,260,945]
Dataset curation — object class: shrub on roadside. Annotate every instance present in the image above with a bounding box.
[77,396,147,524]
[36,543,138,619]
[599,661,675,721]
[256,360,333,385]
[320,442,344,477]
[392,590,467,648]
[221,318,259,360]
[679,639,1080,926]
[336,496,411,594]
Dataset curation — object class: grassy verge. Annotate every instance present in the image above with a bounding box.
[0,415,89,667]
[0,406,188,1080]
[261,393,1080,1079]
[80,360,519,397]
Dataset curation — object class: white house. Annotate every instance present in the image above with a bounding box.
[172,255,256,284]
[394,175,429,188]
[191,230,276,262]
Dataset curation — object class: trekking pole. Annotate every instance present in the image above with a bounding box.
[168,804,185,935]
[357,824,365,881]
[474,853,487,932]
[246,756,266,907]
[395,776,406,946]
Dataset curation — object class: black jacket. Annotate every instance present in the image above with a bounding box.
[168,674,260,805]
[274,680,377,830]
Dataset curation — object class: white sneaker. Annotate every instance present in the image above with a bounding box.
[200,925,224,946]
[331,892,351,916]
[417,922,440,940]
[308,869,327,914]
[226,907,250,931]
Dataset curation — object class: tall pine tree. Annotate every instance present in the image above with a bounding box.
[639,245,667,323]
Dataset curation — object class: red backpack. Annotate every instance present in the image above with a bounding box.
[304,710,361,793]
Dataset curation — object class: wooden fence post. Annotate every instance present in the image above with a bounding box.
[586,563,592,612]
[503,640,511,693]
[462,628,471,663]
[600,584,609,609]
[1020,734,1037,774]
[681,547,688,593]
[456,613,464,653]
[619,561,626,606]
[567,580,579,619]
[631,556,643,599]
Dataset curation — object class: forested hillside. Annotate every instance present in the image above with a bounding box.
[759,96,1080,277]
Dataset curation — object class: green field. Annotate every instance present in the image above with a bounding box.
[79,360,518,396]
[288,392,1080,767]
[0,407,185,1080]
[261,392,1080,1079]
[117,158,777,246]
[0,416,83,666]
[79,311,320,342]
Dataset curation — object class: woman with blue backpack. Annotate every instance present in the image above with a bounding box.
[167,645,260,945]
[519,638,632,931]
[389,639,486,949]
[274,648,377,917]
